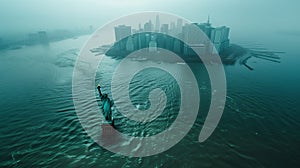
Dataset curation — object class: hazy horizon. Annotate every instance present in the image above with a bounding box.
[1,0,299,39]
[1,1,300,167]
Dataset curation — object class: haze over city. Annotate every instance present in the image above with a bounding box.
[1,0,299,39]
[0,1,299,167]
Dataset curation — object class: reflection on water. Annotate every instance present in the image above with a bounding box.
[0,35,299,167]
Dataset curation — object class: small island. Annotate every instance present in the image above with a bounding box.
[91,16,281,70]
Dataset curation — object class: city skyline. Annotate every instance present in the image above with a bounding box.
[114,15,230,53]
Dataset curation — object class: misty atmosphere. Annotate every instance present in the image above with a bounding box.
[0,0,299,167]
[1,0,299,39]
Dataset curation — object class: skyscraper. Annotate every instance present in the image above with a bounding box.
[114,25,131,42]
[144,20,153,32]
[155,15,160,32]
[38,31,48,44]
[182,23,206,56]
[197,16,213,38]
[176,18,183,34]
[211,26,230,52]
[169,21,176,35]
[160,24,169,34]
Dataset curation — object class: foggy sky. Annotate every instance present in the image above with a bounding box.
[1,0,299,38]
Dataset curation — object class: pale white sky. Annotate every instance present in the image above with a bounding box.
[0,0,299,37]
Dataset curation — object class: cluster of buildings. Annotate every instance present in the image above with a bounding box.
[113,15,230,56]
[0,26,95,50]
[27,31,49,44]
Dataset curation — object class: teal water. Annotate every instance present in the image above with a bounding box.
[0,34,299,167]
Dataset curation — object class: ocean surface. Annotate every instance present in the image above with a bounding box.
[0,34,299,167]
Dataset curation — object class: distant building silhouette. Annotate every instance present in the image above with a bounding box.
[195,16,230,53]
[114,25,131,41]
[176,18,183,35]
[161,24,169,34]
[38,31,49,44]
[197,16,213,38]
[169,21,176,35]
[155,15,160,32]
[211,26,230,53]
[27,31,49,45]
[182,23,206,55]
[111,16,230,56]
[144,20,153,32]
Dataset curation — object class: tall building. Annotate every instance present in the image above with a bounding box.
[155,15,160,32]
[183,23,208,45]
[211,26,230,53]
[144,20,153,32]
[28,33,39,44]
[206,15,211,27]
[38,31,48,44]
[197,16,213,38]
[114,25,131,42]
[173,39,182,53]
[160,24,169,34]
[182,23,206,56]
[176,18,183,34]
[169,21,176,35]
